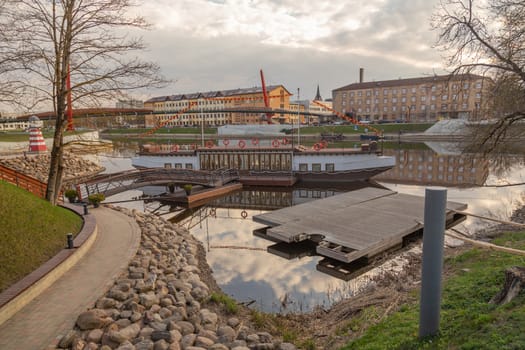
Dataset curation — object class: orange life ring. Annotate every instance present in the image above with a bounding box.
[313,143,321,151]
[320,140,328,149]
[206,140,214,148]
[272,139,280,148]
[223,139,230,146]
[238,140,246,149]
[241,210,248,219]
[251,138,259,146]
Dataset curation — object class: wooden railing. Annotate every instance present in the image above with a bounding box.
[0,164,47,199]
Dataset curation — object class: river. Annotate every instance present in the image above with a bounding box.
[92,140,525,313]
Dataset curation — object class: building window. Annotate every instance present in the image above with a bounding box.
[431,85,436,92]
[431,104,436,110]
[463,82,470,89]
[312,163,322,171]
[442,94,448,101]
[431,95,436,101]
[476,82,482,89]
[452,94,458,100]
[462,103,468,109]
[366,99,371,105]
[401,97,406,103]
[366,90,371,96]
[392,106,397,112]
[441,104,448,110]
[374,90,379,96]
[401,88,407,94]
[383,98,388,104]
[392,89,398,95]
[476,92,481,99]
[358,91,362,97]
[411,87,416,93]
[392,97,397,103]
[421,96,426,102]
[326,163,335,172]
[411,96,416,102]
[383,89,389,95]
[299,163,308,171]
[383,106,388,112]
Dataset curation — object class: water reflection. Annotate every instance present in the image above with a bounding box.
[95,141,525,314]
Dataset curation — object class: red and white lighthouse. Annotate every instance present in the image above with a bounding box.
[28,116,47,153]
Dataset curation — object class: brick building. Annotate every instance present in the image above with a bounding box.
[332,74,491,123]
[144,85,292,127]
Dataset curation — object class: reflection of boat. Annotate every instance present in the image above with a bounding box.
[131,142,395,185]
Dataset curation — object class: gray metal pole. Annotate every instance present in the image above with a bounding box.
[419,187,447,338]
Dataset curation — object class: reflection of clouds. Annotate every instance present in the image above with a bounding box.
[192,208,360,312]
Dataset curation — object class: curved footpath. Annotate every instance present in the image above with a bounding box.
[0,207,141,350]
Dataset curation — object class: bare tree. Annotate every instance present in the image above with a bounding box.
[2,0,167,204]
[432,0,525,154]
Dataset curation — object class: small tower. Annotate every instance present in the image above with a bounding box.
[314,84,322,101]
[28,116,47,153]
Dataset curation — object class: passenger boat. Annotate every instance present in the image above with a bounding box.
[131,138,395,186]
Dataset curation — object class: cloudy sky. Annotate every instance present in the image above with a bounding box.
[135,0,446,102]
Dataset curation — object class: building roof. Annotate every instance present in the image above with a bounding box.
[333,74,486,92]
[145,85,291,104]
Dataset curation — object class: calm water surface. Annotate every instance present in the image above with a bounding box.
[96,142,525,313]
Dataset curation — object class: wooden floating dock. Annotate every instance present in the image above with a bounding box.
[253,187,467,279]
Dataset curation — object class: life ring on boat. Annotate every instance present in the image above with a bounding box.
[238,140,246,149]
[272,139,280,148]
[172,144,180,152]
[313,143,321,151]
[320,140,328,149]
[251,138,259,146]
[206,140,214,148]
[223,139,230,146]
[241,210,248,219]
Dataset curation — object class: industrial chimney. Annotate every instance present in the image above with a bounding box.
[359,68,364,83]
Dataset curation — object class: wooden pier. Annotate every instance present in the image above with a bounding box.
[253,187,467,279]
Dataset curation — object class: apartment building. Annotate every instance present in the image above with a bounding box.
[332,74,491,123]
[144,85,291,127]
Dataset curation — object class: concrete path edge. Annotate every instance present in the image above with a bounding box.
[0,203,97,327]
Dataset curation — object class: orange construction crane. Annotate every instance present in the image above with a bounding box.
[312,100,382,134]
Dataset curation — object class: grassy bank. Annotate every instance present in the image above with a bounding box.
[0,130,89,142]
[341,231,525,349]
[0,180,83,292]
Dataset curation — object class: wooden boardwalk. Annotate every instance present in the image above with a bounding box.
[253,187,467,277]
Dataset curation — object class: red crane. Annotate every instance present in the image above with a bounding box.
[259,69,273,124]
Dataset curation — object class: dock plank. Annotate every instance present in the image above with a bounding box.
[253,187,467,264]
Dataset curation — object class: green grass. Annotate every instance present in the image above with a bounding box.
[342,231,525,349]
[102,127,217,135]
[0,180,83,292]
[292,123,433,135]
[0,130,90,142]
[208,292,240,314]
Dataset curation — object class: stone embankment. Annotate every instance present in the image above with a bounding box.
[57,206,296,350]
[0,154,104,185]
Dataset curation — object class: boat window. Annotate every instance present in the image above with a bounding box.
[185,163,193,169]
[312,163,322,172]
[325,163,335,172]
[175,163,182,169]
[299,163,308,171]
[164,163,172,169]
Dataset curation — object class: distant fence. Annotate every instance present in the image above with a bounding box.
[0,164,47,199]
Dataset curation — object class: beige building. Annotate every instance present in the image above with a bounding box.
[144,85,291,127]
[332,74,491,123]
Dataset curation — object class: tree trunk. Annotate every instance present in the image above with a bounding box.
[490,266,525,305]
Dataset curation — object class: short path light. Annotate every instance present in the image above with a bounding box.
[83,203,88,215]
[67,233,74,249]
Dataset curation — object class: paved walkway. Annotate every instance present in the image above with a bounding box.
[0,207,141,350]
